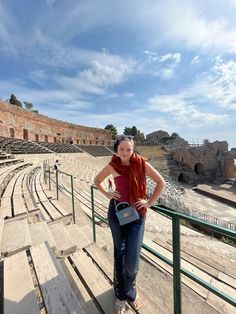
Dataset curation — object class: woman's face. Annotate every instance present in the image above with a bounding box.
[117,139,134,164]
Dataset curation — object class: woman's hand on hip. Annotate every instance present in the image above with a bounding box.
[107,190,121,200]
[134,198,149,210]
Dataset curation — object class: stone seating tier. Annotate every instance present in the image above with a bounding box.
[38,141,84,153]
[76,144,113,156]
[0,136,50,154]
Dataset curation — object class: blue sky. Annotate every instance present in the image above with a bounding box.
[0,0,236,149]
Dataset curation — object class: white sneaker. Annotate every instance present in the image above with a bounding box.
[114,298,126,313]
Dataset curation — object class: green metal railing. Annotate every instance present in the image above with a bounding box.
[44,165,76,223]
[91,185,236,314]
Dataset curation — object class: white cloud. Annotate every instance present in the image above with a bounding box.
[147,94,228,127]
[191,56,200,65]
[131,1,236,53]
[211,59,236,110]
[56,51,136,96]
[123,93,135,98]
[80,54,135,87]
[0,79,92,110]
[2,1,236,56]
[143,51,181,80]
[229,41,236,53]
[159,53,181,63]
[0,3,19,54]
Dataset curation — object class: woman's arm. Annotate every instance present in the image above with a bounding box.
[145,161,165,207]
[94,164,121,200]
[135,161,165,210]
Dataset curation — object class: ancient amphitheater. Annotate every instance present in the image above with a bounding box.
[0,101,235,314]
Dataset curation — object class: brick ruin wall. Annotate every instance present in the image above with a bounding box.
[0,101,112,145]
[173,141,236,179]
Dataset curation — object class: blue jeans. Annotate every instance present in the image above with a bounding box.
[108,200,145,302]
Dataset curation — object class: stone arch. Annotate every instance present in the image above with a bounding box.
[23,129,28,140]
[194,162,204,175]
[178,173,184,182]
[35,134,39,142]
[9,128,15,138]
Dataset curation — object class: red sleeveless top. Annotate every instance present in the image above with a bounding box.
[114,176,130,203]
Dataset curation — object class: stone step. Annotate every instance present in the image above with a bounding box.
[4,250,39,314]
[94,224,112,251]
[13,194,27,216]
[60,258,100,314]
[29,221,56,249]
[66,224,93,250]
[49,222,77,256]
[30,242,85,314]
[40,200,62,221]
[143,238,210,298]
[84,242,164,314]
[153,235,236,289]
[65,249,120,313]
[168,237,236,279]
[1,219,31,257]
[206,278,236,314]
[22,165,38,212]
[142,238,236,312]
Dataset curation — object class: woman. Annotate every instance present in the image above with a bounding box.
[94,135,165,313]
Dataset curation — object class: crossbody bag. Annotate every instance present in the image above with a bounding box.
[114,200,139,226]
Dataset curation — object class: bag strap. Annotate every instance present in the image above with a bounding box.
[114,200,130,212]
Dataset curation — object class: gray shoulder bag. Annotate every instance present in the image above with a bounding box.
[114,200,140,226]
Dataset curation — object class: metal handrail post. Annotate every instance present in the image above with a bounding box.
[43,160,46,183]
[91,185,96,242]
[48,166,51,191]
[70,174,75,224]
[172,215,181,314]
[56,170,59,200]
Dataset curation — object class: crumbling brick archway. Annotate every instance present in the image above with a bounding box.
[9,128,15,138]
[23,129,28,140]
[194,162,204,175]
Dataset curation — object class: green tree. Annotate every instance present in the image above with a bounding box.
[124,126,145,142]
[9,94,22,107]
[124,127,131,135]
[136,130,145,142]
[105,124,117,140]
[124,126,135,136]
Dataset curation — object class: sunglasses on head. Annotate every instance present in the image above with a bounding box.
[117,135,134,140]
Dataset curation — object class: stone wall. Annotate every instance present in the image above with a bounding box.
[172,141,236,180]
[0,101,112,145]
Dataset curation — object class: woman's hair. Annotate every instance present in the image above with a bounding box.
[113,135,134,153]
